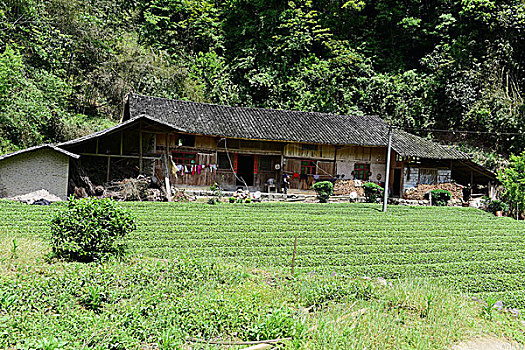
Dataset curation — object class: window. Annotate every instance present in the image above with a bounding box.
[354,163,371,180]
[239,140,261,149]
[177,135,195,147]
[419,168,438,185]
[218,139,239,149]
[259,156,272,171]
[301,144,318,151]
[437,169,452,183]
[218,153,230,169]
[171,152,196,165]
[301,160,316,175]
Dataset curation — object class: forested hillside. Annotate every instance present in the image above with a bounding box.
[1,0,524,162]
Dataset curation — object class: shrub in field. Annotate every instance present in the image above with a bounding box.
[50,197,136,262]
[246,307,304,341]
[298,277,376,309]
[487,199,509,215]
[430,189,451,206]
[311,181,334,203]
[363,182,384,203]
[210,182,223,198]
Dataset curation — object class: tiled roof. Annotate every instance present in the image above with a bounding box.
[124,93,468,160]
[125,94,390,146]
[392,130,468,159]
[0,144,79,162]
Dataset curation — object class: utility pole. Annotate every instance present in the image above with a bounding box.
[383,126,393,213]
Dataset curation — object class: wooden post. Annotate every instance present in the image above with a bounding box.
[333,146,338,178]
[120,131,123,156]
[383,126,393,213]
[470,171,474,198]
[280,144,285,193]
[291,236,298,277]
[96,138,99,154]
[164,134,172,202]
[164,153,172,202]
[106,156,111,183]
[139,121,143,174]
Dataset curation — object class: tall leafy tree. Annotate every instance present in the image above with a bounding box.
[498,151,525,218]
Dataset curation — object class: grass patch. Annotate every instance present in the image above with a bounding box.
[2,201,525,306]
[0,253,524,348]
[1,201,525,348]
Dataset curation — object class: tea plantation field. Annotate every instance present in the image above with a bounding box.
[2,200,525,307]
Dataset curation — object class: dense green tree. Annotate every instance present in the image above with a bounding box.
[0,0,524,158]
[498,151,525,218]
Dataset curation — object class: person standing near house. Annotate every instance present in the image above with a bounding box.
[282,173,289,194]
[299,172,308,190]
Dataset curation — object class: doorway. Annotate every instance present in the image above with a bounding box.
[236,155,254,186]
[393,168,402,197]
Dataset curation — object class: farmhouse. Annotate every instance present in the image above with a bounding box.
[0,93,496,199]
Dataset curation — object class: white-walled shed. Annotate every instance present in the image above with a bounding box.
[0,145,79,200]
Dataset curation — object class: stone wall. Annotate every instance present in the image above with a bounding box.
[0,149,70,200]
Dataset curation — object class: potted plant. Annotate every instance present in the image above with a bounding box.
[311,181,334,203]
[363,182,384,203]
[487,200,509,217]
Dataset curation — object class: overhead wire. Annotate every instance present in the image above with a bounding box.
[398,126,523,136]
[220,138,249,188]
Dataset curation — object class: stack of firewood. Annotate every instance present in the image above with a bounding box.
[333,180,365,197]
[403,183,463,200]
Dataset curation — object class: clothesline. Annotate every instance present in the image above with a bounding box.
[169,156,217,177]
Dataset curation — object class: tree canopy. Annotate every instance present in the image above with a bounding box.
[1,0,524,160]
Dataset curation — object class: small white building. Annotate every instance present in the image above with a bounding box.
[0,145,79,200]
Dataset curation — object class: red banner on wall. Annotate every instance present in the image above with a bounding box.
[233,154,238,173]
[253,155,259,174]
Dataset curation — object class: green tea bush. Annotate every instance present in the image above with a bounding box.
[210,182,223,198]
[311,181,334,203]
[246,307,304,341]
[430,189,451,206]
[363,182,384,203]
[487,199,509,214]
[298,277,376,309]
[50,197,136,262]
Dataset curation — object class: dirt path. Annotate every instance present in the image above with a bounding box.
[452,337,524,350]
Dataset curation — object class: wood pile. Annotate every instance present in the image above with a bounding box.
[403,183,463,201]
[333,180,365,197]
[104,176,152,201]
[72,174,194,202]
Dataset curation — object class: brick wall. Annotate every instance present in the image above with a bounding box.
[0,149,70,200]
